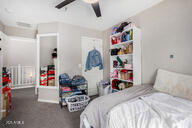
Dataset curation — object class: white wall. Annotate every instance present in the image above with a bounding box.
[0,32,8,66]
[38,22,103,77]
[0,21,37,67]
[4,26,37,39]
[40,36,57,66]
[0,21,4,32]
[103,0,192,84]
[37,22,103,103]
[6,37,36,67]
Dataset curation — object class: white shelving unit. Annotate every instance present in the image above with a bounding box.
[110,25,141,90]
[36,33,60,104]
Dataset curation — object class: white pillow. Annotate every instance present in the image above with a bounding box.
[154,69,192,100]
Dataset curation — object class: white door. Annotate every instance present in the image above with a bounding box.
[81,37,103,96]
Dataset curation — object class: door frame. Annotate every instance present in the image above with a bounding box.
[36,33,60,94]
[81,36,103,96]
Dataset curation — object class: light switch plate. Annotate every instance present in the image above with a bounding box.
[78,64,82,68]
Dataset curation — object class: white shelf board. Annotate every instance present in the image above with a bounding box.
[122,27,133,33]
[112,68,133,70]
[110,32,121,38]
[110,27,134,38]
[37,86,58,89]
[111,54,133,57]
[110,40,133,48]
[111,78,133,83]
[118,79,133,83]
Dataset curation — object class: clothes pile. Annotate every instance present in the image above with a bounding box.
[40,66,48,86]
[40,48,57,86]
[40,65,56,86]
[2,67,11,87]
[59,73,88,107]
[47,65,55,86]
[71,75,87,86]
[2,67,12,117]
[59,73,72,86]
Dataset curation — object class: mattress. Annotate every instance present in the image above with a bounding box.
[80,84,156,128]
[107,92,192,128]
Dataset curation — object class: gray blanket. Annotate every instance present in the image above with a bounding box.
[80,85,156,128]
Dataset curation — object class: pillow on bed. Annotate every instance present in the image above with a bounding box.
[154,69,192,100]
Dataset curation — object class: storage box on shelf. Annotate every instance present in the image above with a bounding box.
[110,25,141,92]
[47,65,55,86]
[40,65,56,87]
[2,91,9,117]
[40,66,48,86]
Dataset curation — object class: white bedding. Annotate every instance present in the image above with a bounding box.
[107,93,192,128]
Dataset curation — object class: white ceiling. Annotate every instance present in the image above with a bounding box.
[0,0,162,31]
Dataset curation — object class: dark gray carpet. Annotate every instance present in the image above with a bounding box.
[0,87,83,128]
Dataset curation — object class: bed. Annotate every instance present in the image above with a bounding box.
[80,69,192,128]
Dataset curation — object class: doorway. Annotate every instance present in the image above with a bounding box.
[7,37,36,89]
[36,33,59,103]
[81,37,103,96]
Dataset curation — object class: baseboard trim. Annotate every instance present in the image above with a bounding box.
[38,99,59,104]
[11,85,35,90]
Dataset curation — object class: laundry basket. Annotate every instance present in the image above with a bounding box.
[65,95,90,112]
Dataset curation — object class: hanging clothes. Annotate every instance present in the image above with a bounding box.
[85,49,103,71]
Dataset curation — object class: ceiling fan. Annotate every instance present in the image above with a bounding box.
[55,0,101,17]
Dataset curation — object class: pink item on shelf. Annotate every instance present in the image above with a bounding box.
[61,87,71,92]
[124,64,132,69]
[110,70,119,78]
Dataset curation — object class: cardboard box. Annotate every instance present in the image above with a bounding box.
[2,92,9,118]
[3,91,8,99]
[128,43,133,53]
[48,79,55,86]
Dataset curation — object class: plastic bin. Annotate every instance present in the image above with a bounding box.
[65,95,90,112]
[97,80,111,96]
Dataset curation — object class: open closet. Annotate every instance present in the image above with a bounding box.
[36,33,59,103]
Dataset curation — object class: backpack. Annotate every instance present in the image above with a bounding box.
[116,22,131,33]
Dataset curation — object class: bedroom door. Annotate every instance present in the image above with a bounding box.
[81,37,103,96]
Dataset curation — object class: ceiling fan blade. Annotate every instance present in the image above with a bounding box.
[55,0,76,9]
[91,2,101,17]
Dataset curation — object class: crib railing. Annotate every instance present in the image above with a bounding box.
[9,65,35,87]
